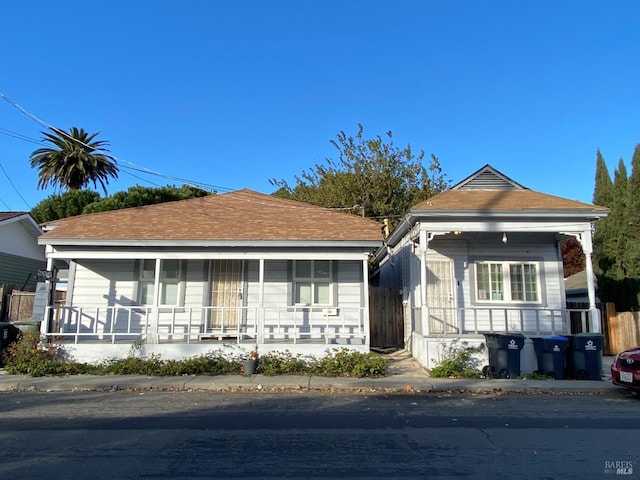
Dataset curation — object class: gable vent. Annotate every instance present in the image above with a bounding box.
[458,170,522,190]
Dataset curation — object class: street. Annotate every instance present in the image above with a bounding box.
[0,390,638,479]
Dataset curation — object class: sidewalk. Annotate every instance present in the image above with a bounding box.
[0,352,623,396]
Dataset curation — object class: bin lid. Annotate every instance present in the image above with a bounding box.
[542,335,568,342]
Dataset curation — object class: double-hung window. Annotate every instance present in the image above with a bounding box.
[294,260,332,305]
[137,259,182,305]
[475,261,539,303]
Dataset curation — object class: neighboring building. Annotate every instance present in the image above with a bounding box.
[0,212,45,289]
[37,190,383,364]
[373,165,608,371]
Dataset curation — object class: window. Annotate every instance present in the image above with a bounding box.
[137,259,182,305]
[475,262,539,303]
[293,260,332,305]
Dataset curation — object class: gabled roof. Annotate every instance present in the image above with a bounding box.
[411,164,608,214]
[376,164,609,257]
[0,212,43,237]
[40,189,383,246]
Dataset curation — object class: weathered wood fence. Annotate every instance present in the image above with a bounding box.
[369,287,404,349]
[603,302,640,355]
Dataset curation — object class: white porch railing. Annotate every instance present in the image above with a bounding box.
[44,305,367,345]
[424,306,592,336]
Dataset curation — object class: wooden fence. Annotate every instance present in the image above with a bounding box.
[603,302,640,355]
[369,287,404,349]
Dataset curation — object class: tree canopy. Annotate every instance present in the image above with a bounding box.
[593,144,640,309]
[31,184,211,223]
[271,124,448,226]
[29,127,119,194]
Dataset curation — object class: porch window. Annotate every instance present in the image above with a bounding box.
[293,260,331,305]
[475,262,539,303]
[137,259,182,305]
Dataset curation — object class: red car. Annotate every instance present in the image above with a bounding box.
[611,347,640,392]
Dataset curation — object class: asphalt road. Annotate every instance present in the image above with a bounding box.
[0,391,638,479]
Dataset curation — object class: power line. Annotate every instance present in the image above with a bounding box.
[0,92,235,194]
[0,161,31,210]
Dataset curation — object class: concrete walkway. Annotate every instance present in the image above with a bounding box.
[0,351,625,396]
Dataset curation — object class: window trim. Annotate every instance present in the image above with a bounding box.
[292,260,334,306]
[472,260,542,305]
[136,259,185,306]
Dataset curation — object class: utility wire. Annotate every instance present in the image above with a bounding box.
[0,92,232,193]
[0,161,32,209]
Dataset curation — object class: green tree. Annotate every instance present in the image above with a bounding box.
[624,144,640,277]
[82,185,211,214]
[30,127,119,194]
[30,189,101,223]
[271,124,448,225]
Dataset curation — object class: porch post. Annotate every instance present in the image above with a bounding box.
[257,258,265,344]
[362,257,371,346]
[578,230,601,333]
[40,250,55,336]
[419,229,430,336]
[148,258,161,344]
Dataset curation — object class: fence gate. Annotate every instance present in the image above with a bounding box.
[369,287,404,349]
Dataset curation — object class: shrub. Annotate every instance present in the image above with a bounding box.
[258,350,315,375]
[429,339,484,378]
[315,348,388,378]
[1,331,96,377]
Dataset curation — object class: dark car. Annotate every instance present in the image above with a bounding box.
[611,347,640,392]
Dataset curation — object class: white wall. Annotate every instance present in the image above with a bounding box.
[0,219,44,260]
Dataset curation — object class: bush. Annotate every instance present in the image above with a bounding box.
[2,331,97,377]
[315,348,387,378]
[2,337,387,378]
[429,339,484,378]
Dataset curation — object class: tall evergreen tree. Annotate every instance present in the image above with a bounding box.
[624,144,640,277]
[593,149,614,278]
[593,148,613,207]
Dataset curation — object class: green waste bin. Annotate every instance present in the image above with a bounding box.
[0,322,20,367]
[568,333,604,380]
[532,336,569,380]
[12,320,42,334]
[482,333,526,379]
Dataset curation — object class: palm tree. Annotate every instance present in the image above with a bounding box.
[30,127,119,194]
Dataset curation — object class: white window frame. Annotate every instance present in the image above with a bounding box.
[293,260,333,306]
[474,261,540,304]
[137,259,184,306]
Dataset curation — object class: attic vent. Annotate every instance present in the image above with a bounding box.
[458,170,520,190]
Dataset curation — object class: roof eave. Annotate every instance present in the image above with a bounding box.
[39,238,383,249]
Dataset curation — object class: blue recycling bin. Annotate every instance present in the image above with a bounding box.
[482,333,526,379]
[532,336,569,379]
[567,333,604,380]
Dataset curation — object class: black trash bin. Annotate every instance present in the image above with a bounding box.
[568,333,604,380]
[531,336,569,379]
[482,333,526,379]
[0,322,20,367]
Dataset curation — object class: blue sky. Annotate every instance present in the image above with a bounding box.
[1,0,638,211]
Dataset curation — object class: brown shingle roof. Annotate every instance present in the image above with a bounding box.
[41,189,383,243]
[412,189,608,213]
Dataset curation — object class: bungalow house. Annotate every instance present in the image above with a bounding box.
[373,165,608,371]
[0,212,45,321]
[0,212,45,289]
[37,189,383,364]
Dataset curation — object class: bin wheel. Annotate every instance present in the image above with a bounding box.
[575,369,589,380]
[482,366,492,378]
[498,368,510,379]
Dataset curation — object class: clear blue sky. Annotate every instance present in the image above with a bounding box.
[1,0,638,212]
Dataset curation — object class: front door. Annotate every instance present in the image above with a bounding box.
[210,260,244,330]
[426,260,457,333]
